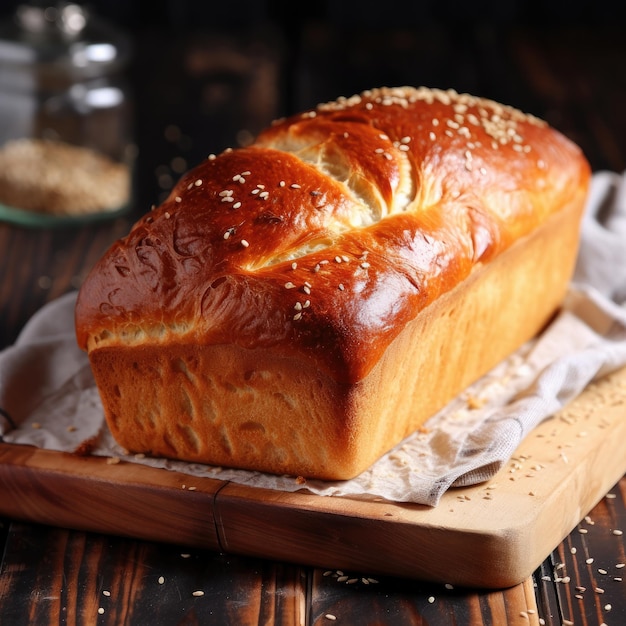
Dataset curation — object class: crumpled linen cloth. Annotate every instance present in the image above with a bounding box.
[1,171,626,507]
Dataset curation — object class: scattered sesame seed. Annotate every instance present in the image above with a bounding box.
[241,239,249,248]
[325,615,337,621]
[194,179,202,186]
[158,576,165,584]
[428,596,435,603]
[233,201,242,209]
[290,183,301,189]
[284,282,296,289]
[613,529,623,536]
[586,558,595,564]
[98,607,105,615]
[599,568,608,575]
[192,591,205,597]
[102,590,111,597]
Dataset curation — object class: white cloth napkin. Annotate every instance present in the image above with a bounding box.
[2,171,626,506]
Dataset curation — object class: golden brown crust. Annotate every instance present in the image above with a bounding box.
[75,86,590,478]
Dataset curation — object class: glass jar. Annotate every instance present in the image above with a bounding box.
[0,2,134,220]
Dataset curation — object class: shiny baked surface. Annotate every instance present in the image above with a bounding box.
[75,86,589,383]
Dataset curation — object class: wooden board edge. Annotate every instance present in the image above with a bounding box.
[0,443,225,549]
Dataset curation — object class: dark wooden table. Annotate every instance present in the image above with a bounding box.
[1,17,626,625]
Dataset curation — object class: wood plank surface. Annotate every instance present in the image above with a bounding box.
[1,365,625,589]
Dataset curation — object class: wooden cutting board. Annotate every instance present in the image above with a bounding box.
[1,366,625,589]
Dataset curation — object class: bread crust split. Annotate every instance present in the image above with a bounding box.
[75,86,590,480]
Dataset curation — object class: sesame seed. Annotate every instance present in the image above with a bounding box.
[303,285,311,295]
[325,615,337,621]
[240,239,249,248]
[98,608,105,615]
[291,262,297,270]
[175,196,182,203]
[293,312,302,321]
[598,568,608,575]
[194,179,202,186]
[428,596,435,603]
[360,262,370,269]
[158,576,165,584]
[290,183,301,189]
[279,180,286,187]
[613,529,623,536]
[294,302,302,311]
[102,590,111,597]
[338,284,345,291]
[164,211,171,219]
[192,590,205,597]
[284,282,296,289]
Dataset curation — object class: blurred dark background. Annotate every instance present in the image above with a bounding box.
[1,0,625,213]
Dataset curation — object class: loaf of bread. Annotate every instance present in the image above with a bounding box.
[75,86,590,480]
